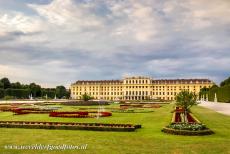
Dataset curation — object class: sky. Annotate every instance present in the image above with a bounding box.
[0,0,230,88]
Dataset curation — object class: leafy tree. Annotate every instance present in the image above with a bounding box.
[81,93,93,101]
[220,76,230,87]
[11,82,22,89]
[29,83,41,97]
[175,90,198,123]
[0,89,4,98]
[0,82,3,88]
[55,86,67,99]
[0,78,11,89]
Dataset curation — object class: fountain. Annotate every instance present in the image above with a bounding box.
[206,94,208,102]
[29,94,33,100]
[96,100,105,119]
[45,94,48,100]
[54,95,57,100]
[214,93,218,102]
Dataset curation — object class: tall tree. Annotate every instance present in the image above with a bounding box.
[220,76,230,87]
[175,90,198,123]
[55,86,67,99]
[0,78,11,89]
[0,81,3,89]
[11,82,22,89]
[29,83,41,97]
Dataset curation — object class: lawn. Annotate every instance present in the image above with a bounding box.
[0,103,229,154]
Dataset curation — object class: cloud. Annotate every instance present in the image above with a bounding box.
[0,0,229,87]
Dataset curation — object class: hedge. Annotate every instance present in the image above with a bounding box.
[0,89,4,98]
[161,127,214,136]
[202,85,230,103]
[0,121,141,132]
[3,88,30,99]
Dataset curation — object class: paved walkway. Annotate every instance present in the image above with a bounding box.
[198,101,230,116]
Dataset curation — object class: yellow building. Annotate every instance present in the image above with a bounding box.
[70,76,214,101]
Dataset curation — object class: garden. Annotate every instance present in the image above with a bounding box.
[0,100,230,153]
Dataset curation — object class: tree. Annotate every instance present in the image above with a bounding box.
[0,82,3,88]
[0,78,11,89]
[11,82,22,89]
[29,83,41,97]
[81,93,93,101]
[175,90,198,123]
[55,86,67,99]
[220,76,230,87]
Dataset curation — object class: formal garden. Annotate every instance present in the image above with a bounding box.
[0,98,230,154]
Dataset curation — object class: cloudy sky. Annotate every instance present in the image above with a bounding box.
[0,0,230,87]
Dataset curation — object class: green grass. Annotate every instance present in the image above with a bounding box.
[0,104,230,154]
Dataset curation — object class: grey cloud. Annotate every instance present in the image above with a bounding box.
[0,0,230,87]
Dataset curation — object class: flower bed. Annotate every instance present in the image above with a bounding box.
[120,104,161,109]
[49,111,112,118]
[12,108,54,115]
[112,109,153,113]
[162,107,214,136]
[0,121,141,132]
[61,101,109,106]
[161,127,214,136]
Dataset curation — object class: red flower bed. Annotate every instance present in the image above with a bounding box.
[12,108,53,115]
[175,113,181,123]
[187,113,196,123]
[49,111,112,118]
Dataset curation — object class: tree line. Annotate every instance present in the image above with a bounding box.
[199,76,230,103]
[0,77,70,99]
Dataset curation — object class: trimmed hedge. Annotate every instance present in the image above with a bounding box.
[0,121,141,132]
[201,85,230,103]
[161,127,214,136]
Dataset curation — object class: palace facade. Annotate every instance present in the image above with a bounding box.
[70,76,214,101]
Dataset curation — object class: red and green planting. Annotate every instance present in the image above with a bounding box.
[0,121,141,132]
[162,106,214,135]
[162,91,214,136]
[12,108,54,114]
[49,111,112,118]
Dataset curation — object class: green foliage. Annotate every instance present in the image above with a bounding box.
[0,82,3,89]
[0,78,11,89]
[55,86,67,99]
[220,76,230,87]
[0,77,69,99]
[0,89,4,98]
[203,80,230,103]
[81,93,93,101]
[11,82,22,89]
[175,90,198,111]
[210,85,230,103]
[29,83,41,97]
[176,90,198,123]
[4,88,30,99]
[41,88,56,99]
[3,95,14,100]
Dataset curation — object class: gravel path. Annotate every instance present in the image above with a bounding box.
[198,101,230,116]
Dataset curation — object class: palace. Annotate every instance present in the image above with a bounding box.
[70,76,214,101]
